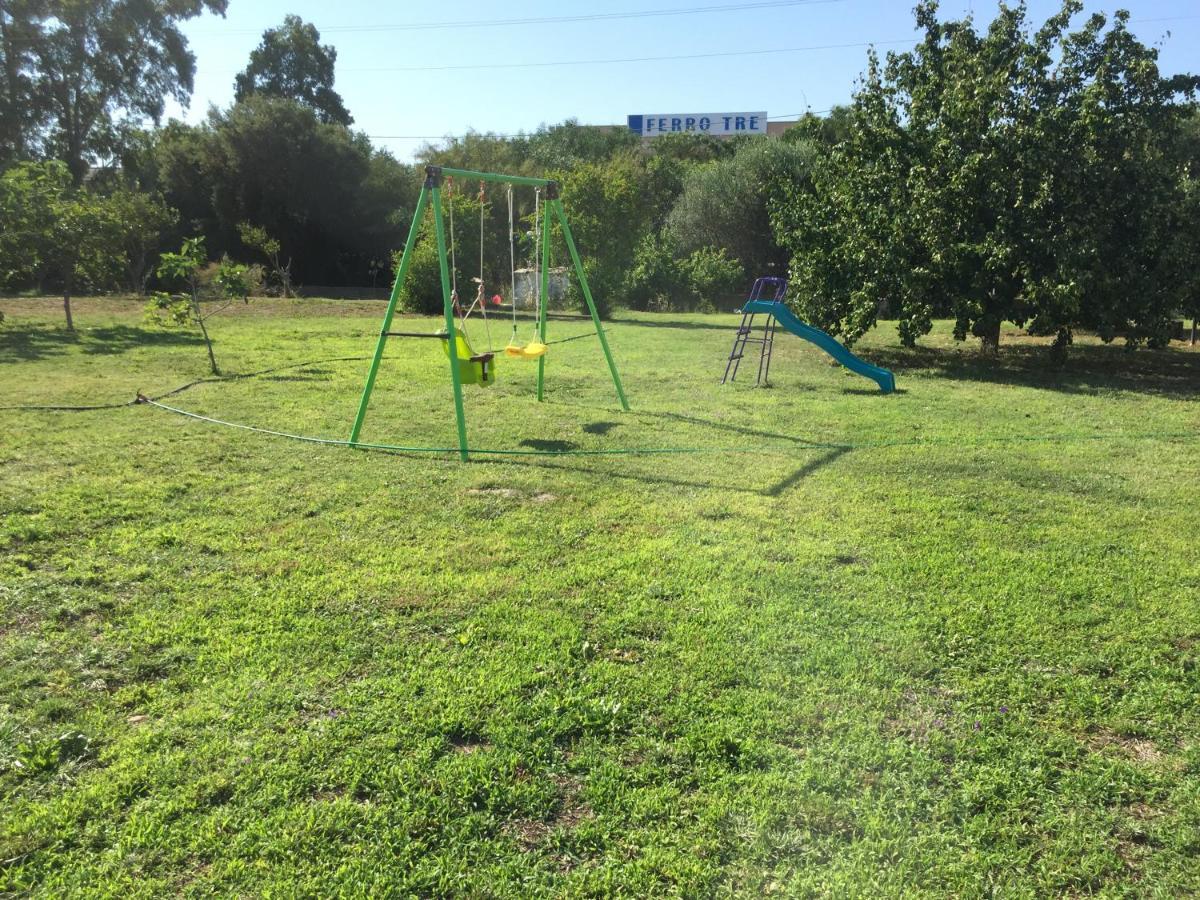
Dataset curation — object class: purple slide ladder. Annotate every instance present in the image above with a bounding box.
[721,277,787,385]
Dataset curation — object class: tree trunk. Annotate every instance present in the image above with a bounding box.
[191,291,219,375]
[62,284,74,331]
[978,318,1001,354]
[1192,318,1197,347]
[127,252,146,295]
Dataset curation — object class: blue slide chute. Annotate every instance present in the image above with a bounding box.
[742,300,896,394]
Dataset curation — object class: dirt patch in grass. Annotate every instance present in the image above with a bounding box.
[466,487,557,504]
[505,773,593,855]
[468,487,522,499]
[883,685,957,744]
[1087,729,1167,765]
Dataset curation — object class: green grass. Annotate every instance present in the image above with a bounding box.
[1,297,1198,897]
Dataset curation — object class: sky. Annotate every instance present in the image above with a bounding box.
[167,0,1200,161]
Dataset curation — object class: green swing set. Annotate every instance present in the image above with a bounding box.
[349,165,629,461]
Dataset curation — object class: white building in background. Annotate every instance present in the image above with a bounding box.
[513,267,569,310]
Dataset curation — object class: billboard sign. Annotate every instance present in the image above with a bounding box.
[627,112,768,138]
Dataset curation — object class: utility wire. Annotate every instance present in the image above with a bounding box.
[200,0,845,36]
[343,39,911,73]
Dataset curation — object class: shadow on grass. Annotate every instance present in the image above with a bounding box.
[0,324,203,363]
[642,411,847,449]
[841,387,909,396]
[612,316,737,334]
[475,444,849,497]
[583,421,620,436]
[867,341,1200,398]
[519,438,578,452]
[764,446,852,496]
[261,372,335,383]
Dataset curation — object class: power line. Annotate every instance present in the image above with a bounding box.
[200,0,846,36]
[343,39,912,73]
[334,12,1200,75]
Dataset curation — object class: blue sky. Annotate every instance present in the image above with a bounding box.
[168,1,1200,160]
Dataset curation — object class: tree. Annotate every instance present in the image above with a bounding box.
[106,188,179,294]
[667,138,815,279]
[0,160,65,294]
[555,152,658,317]
[204,97,412,285]
[526,120,640,170]
[782,106,853,146]
[773,1,1200,353]
[626,234,742,312]
[8,0,227,184]
[234,15,351,126]
[49,191,123,330]
[149,237,248,374]
[1173,106,1200,344]
[0,160,126,328]
[238,222,292,297]
[0,0,45,164]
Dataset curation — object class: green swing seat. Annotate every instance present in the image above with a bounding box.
[438,327,496,387]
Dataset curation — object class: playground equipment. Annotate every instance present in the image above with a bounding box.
[722,278,896,393]
[350,165,629,461]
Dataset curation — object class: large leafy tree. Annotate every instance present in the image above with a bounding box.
[205,97,413,284]
[774,1,1199,352]
[5,0,226,183]
[128,102,417,286]
[0,0,46,163]
[0,161,128,329]
[234,15,351,126]
[1173,107,1200,344]
[0,159,63,292]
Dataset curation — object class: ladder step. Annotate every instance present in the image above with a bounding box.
[728,353,744,361]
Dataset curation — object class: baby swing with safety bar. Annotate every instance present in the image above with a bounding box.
[349,165,629,461]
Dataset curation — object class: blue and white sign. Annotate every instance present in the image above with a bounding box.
[627,112,768,137]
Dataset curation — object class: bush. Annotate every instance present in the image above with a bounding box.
[681,246,742,311]
[625,236,743,312]
[626,233,683,311]
[396,239,444,315]
[565,257,615,319]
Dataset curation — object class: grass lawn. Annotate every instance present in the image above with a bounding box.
[1,296,1198,896]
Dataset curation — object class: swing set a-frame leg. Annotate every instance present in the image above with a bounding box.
[432,182,470,461]
[536,189,551,403]
[551,194,630,411]
[349,172,469,461]
[350,183,429,446]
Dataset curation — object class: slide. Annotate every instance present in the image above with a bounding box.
[743,300,896,394]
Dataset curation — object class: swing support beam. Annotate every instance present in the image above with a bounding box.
[349,166,629,461]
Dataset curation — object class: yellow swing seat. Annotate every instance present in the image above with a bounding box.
[439,327,497,387]
[504,336,548,359]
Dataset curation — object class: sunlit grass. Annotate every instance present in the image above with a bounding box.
[1,297,1198,896]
